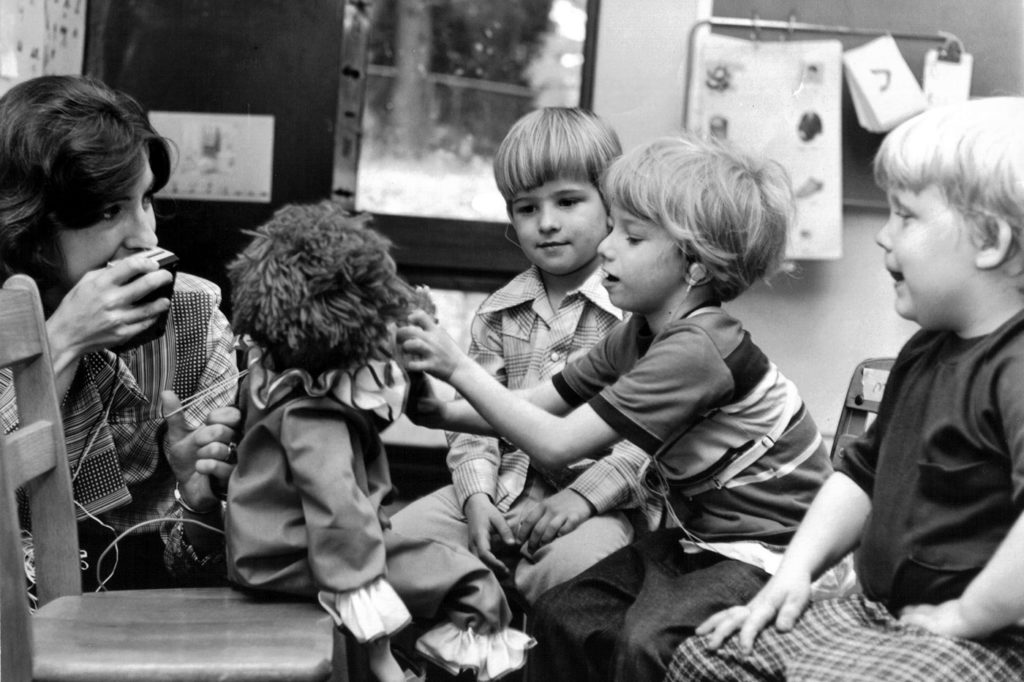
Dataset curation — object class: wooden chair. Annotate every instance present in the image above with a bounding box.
[0,274,361,682]
[830,357,895,463]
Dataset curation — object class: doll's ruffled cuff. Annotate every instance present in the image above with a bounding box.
[414,622,536,681]
[317,577,412,643]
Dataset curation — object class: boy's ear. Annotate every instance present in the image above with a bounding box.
[975,217,1015,270]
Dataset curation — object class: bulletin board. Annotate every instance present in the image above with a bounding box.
[710,0,1024,208]
[0,0,86,94]
[84,0,346,305]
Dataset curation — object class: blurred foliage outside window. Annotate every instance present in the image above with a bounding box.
[356,0,588,222]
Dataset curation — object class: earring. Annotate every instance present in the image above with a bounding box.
[687,262,710,287]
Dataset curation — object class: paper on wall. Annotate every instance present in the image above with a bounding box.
[0,0,86,96]
[686,33,843,260]
[843,35,927,133]
[923,48,973,108]
[149,111,275,204]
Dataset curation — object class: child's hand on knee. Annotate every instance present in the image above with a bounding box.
[465,493,517,576]
[696,568,812,653]
[516,489,594,552]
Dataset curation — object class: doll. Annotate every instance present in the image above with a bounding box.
[224,201,533,682]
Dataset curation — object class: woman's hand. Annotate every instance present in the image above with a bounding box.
[161,391,241,513]
[397,310,468,382]
[46,255,173,370]
[695,566,813,653]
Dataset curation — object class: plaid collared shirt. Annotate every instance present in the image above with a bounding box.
[2,273,237,572]
[447,266,661,527]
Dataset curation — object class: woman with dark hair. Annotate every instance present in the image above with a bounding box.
[0,75,240,590]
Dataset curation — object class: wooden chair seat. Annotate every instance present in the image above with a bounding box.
[31,588,337,681]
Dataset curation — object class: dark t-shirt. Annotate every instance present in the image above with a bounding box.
[837,309,1024,610]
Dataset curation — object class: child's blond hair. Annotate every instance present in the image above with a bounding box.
[493,107,621,208]
[874,97,1024,265]
[602,134,793,302]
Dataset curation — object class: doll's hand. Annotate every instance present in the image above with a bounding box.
[409,285,437,320]
[162,391,242,512]
[464,493,517,577]
[516,489,594,553]
[402,374,448,429]
[396,310,466,382]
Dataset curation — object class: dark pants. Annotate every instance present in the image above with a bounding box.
[526,527,770,682]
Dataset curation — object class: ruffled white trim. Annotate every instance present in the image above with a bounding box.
[414,622,536,681]
[317,578,412,643]
[243,343,408,422]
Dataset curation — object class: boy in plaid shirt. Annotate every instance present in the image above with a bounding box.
[391,108,652,604]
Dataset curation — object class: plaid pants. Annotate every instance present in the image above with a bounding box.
[668,596,1024,682]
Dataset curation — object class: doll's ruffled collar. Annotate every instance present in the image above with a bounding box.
[244,343,408,423]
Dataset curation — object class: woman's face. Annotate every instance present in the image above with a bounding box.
[56,159,158,290]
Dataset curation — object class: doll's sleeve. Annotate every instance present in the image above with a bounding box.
[281,401,410,640]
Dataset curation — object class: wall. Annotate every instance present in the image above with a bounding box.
[728,208,917,435]
[590,0,712,150]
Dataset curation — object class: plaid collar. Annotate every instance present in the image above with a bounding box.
[477,265,622,320]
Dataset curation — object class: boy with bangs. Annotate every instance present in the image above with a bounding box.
[391,108,653,606]
[671,97,1024,682]
[397,133,833,681]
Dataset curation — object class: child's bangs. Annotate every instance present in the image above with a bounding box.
[498,136,600,200]
[873,119,946,196]
[602,149,665,225]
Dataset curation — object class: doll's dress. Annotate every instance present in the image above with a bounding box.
[227,348,534,680]
[227,349,414,641]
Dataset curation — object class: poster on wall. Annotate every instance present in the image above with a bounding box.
[149,111,275,203]
[686,33,843,260]
[0,0,86,95]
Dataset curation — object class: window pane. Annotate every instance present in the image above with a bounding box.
[357,0,588,221]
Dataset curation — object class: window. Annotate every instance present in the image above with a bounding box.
[357,0,593,223]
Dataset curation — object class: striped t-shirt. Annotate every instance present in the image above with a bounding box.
[553,306,831,543]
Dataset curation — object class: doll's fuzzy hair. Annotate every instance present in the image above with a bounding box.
[228,201,415,375]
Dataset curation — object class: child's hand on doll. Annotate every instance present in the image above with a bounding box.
[397,310,467,382]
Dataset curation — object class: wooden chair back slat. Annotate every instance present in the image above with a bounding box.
[0,275,82,682]
[5,422,60,486]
